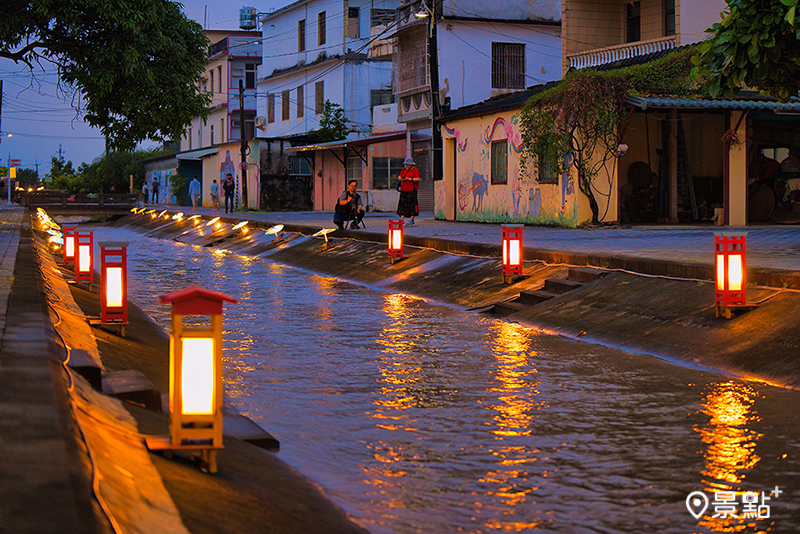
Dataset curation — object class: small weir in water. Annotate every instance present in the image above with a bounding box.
[96,225,799,533]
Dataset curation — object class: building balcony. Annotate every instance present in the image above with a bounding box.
[567,35,677,70]
[397,86,431,123]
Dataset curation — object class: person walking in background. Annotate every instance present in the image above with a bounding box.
[189,175,201,211]
[151,178,160,204]
[141,181,149,205]
[396,156,421,225]
[209,179,220,211]
[223,173,235,214]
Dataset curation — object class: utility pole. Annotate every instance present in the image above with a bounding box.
[428,1,442,182]
[0,80,3,145]
[58,144,64,162]
[238,79,249,208]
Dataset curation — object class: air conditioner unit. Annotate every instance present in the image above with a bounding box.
[255,116,266,131]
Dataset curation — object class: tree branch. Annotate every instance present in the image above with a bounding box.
[0,41,48,68]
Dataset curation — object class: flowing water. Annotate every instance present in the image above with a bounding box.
[96,226,800,533]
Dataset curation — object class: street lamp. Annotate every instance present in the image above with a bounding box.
[714,231,748,319]
[388,220,404,263]
[146,286,237,474]
[501,224,523,284]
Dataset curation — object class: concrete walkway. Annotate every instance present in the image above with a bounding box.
[146,205,800,273]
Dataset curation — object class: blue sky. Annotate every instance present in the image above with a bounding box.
[0,1,282,176]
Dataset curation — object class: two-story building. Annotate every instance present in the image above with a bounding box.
[257,0,413,212]
[398,0,562,213]
[145,28,263,208]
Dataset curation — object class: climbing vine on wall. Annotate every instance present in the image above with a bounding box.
[519,47,699,224]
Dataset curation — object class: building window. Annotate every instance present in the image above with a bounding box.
[210,124,215,145]
[289,156,311,177]
[315,81,324,113]
[347,7,360,39]
[210,70,214,94]
[245,63,256,89]
[231,111,256,140]
[217,66,222,93]
[627,2,641,43]
[491,141,508,184]
[372,157,404,190]
[537,153,559,184]
[267,94,275,123]
[298,19,306,51]
[220,118,225,143]
[297,85,304,118]
[347,157,362,189]
[491,43,525,89]
[371,8,394,27]
[665,0,676,36]
[318,12,326,46]
[370,89,393,109]
[282,90,290,121]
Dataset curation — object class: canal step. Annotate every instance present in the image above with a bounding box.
[486,266,609,316]
[544,278,583,294]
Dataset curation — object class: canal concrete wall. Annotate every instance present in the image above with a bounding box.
[113,213,800,390]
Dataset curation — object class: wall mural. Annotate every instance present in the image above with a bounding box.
[442,124,468,152]
[442,114,577,227]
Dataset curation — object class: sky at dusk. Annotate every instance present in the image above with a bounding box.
[0,1,282,177]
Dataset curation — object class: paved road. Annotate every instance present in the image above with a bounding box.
[146,205,800,272]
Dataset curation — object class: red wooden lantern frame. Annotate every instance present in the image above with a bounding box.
[714,231,748,319]
[99,241,129,334]
[75,230,93,286]
[502,224,523,284]
[388,220,404,263]
[62,225,76,266]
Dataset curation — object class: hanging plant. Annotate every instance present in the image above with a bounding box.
[519,47,699,224]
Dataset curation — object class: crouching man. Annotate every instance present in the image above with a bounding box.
[333,179,365,230]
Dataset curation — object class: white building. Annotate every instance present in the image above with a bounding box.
[256,0,401,139]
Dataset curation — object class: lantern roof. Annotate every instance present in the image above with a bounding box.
[159,286,237,316]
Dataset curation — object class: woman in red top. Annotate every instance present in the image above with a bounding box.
[396,156,421,225]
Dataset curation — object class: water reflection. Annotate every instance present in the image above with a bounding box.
[95,225,800,534]
[696,381,764,532]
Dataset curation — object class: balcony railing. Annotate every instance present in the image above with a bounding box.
[568,35,677,69]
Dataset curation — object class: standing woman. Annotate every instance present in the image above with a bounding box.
[396,156,421,225]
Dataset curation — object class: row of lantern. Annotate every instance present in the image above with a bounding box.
[40,208,236,474]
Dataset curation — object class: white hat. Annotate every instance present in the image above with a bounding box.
[403,156,415,165]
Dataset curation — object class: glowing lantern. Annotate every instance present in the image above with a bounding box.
[98,241,129,336]
[62,226,76,265]
[388,220,403,263]
[502,224,523,284]
[147,286,237,473]
[75,230,93,288]
[312,228,336,252]
[714,231,748,319]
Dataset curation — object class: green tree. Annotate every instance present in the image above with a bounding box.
[170,172,188,206]
[692,0,800,101]
[520,49,697,225]
[79,150,148,193]
[0,1,211,150]
[313,100,349,142]
[15,168,37,188]
[45,157,81,192]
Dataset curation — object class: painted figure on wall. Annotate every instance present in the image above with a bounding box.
[458,171,488,212]
[529,187,542,219]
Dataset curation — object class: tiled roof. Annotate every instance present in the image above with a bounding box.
[438,81,560,123]
[628,95,800,111]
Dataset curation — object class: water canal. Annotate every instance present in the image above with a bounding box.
[96,226,799,533]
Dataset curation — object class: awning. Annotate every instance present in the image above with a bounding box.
[628,95,800,112]
[286,132,408,153]
[176,147,219,160]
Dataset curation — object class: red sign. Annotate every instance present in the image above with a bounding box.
[9,159,20,167]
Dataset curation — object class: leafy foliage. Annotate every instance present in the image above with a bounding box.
[46,157,81,192]
[0,1,211,150]
[170,172,188,206]
[691,0,800,101]
[520,49,697,224]
[313,100,350,142]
